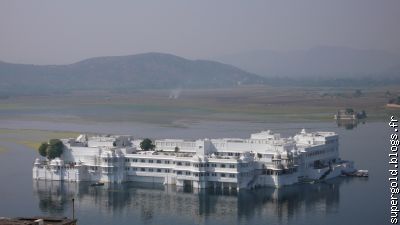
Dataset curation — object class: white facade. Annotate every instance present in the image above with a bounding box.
[33,129,354,189]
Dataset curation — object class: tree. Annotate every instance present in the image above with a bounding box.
[388,96,400,104]
[361,110,367,118]
[353,89,362,97]
[140,138,155,151]
[37,139,64,160]
[345,108,354,114]
[38,142,48,157]
[47,139,63,159]
[357,110,367,119]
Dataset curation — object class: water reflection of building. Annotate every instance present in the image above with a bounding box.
[33,178,343,224]
[237,182,340,224]
[336,119,366,130]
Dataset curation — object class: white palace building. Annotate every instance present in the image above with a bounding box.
[33,129,355,190]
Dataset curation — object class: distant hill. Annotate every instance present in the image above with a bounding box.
[216,46,400,78]
[0,53,266,95]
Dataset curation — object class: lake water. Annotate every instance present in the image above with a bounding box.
[0,120,390,225]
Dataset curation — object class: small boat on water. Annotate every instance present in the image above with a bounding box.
[90,182,105,187]
[298,177,317,184]
[342,169,369,177]
[353,170,369,177]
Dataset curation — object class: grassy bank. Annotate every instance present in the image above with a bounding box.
[0,129,79,152]
[0,86,399,125]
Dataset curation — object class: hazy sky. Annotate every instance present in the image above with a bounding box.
[1,0,399,65]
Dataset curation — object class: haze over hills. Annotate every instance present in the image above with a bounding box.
[0,53,266,95]
[216,46,400,78]
[1,48,400,96]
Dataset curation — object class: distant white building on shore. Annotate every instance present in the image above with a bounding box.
[33,129,354,190]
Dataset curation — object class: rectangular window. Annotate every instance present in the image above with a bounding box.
[177,162,182,166]
[165,160,170,164]
[177,171,182,175]
[185,171,191,175]
[156,160,161,164]
[185,162,190,166]
[149,168,153,172]
[157,169,161,172]
[229,174,235,178]
[149,160,153,163]
[221,173,226,177]
[221,164,226,168]
[141,159,145,163]
[141,168,145,171]
[165,169,170,173]
[229,165,235,168]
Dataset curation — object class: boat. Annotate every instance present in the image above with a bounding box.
[90,182,105,187]
[298,176,317,184]
[342,169,368,177]
[353,170,369,177]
